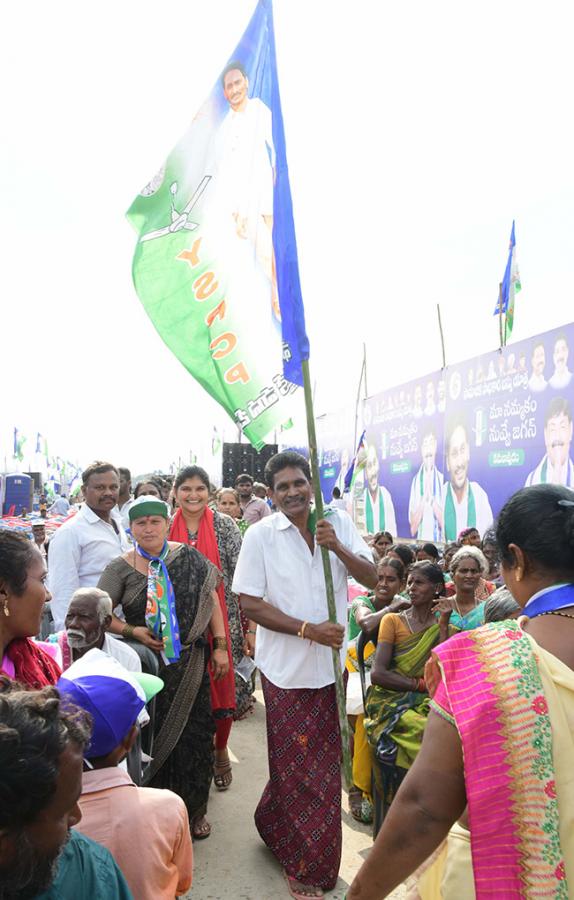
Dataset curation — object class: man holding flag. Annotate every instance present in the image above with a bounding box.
[127,3,356,894]
[233,450,375,898]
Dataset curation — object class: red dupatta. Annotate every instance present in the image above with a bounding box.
[4,638,61,688]
[170,507,235,713]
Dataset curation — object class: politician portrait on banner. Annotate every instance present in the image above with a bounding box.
[408,425,444,541]
[526,397,574,488]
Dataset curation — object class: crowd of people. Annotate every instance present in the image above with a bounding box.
[0,453,573,899]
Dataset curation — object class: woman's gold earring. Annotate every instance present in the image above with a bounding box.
[2,600,10,617]
[515,568,523,583]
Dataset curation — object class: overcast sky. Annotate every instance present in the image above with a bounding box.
[2,0,573,476]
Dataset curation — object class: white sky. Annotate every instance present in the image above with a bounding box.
[2,0,573,476]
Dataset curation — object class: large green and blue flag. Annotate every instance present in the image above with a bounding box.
[127,0,308,449]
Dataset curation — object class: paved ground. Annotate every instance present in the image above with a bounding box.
[188,686,405,899]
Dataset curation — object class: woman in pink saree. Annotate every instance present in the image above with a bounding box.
[347,483,574,899]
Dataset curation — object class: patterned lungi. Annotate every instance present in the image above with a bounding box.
[255,674,342,891]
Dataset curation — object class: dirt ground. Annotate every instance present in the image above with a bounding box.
[188,687,405,899]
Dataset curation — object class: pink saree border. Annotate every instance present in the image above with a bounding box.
[433,621,567,898]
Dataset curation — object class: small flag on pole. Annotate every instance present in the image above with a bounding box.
[211,427,222,456]
[13,428,26,463]
[127,0,309,450]
[343,430,366,493]
[493,220,521,342]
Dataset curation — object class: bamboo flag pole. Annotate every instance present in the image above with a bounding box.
[301,358,353,789]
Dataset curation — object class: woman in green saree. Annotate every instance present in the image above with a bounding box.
[364,562,454,815]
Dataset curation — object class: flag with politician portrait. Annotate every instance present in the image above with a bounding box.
[127,0,308,450]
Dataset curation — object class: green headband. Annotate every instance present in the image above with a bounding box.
[129,496,169,523]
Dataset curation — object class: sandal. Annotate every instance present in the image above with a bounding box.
[213,759,233,790]
[282,871,324,899]
[348,786,364,822]
[191,816,211,840]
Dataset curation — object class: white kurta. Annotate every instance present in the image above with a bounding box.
[232,509,371,689]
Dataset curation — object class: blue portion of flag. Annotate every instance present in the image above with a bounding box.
[231,0,309,386]
[343,429,366,492]
[493,220,516,315]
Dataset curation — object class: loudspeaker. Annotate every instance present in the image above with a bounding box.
[221,443,278,487]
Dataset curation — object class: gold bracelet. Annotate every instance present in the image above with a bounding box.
[122,624,135,640]
[297,620,309,640]
[213,637,228,651]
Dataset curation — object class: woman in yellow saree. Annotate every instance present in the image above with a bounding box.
[348,483,574,900]
[363,562,454,817]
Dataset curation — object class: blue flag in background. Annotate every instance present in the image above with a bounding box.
[493,221,521,340]
[344,430,366,492]
[494,220,517,315]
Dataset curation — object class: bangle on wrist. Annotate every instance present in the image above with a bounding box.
[247,629,257,635]
[418,677,426,692]
[297,620,309,640]
[213,637,228,651]
[122,624,135,640]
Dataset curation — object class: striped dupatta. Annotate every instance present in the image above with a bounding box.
[431,621,571,898]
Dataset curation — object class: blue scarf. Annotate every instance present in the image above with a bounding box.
[136,541,181,664]
[523,583,574,618]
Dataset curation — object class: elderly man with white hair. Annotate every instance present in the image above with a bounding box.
[51,587,141,672]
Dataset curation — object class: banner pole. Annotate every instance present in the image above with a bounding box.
[301,357,353,790]
[353,352,366,450]
[436,303,447,369]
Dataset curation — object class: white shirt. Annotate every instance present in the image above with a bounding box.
[440,480,493,542]
[48,504,130,630]
[214,97,275,223]
[118,500,134,534]
[364,486,397,536]
[528,373,547,393]
[330,498,348,510]
[232,509,371,689]
[102,634,141,672]
[525,455,574,488]
[408,465,444,540]
[57,632,142,673]
[49,496,71,516]
[549,368,573,390]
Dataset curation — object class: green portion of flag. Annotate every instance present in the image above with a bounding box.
[505,271,521,342]
[127,221,295,450]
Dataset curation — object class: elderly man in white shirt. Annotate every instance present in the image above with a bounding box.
[53,587,141,673]
[233,451,376,900]
[48,462,130,630]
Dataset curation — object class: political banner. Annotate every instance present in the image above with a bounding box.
[127,0,307,450]
[317,322,574,540]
